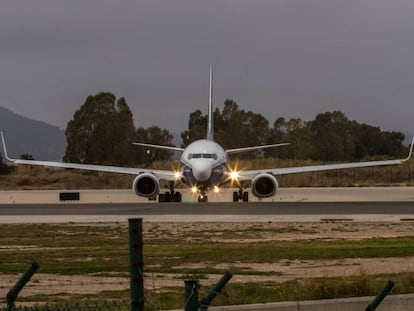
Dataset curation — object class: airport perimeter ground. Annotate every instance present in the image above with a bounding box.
[1,187,414,309]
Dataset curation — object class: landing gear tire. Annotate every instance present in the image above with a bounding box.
[158,193,165,202]
[174,192,182,202]
[159,191,182,203]
[233,191,239,202]
[233,190,249,202]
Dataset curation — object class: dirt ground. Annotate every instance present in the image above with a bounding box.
[1,221,414,298]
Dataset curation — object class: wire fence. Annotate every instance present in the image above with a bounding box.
[1,300,129,311]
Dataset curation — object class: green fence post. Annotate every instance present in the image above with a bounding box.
[200,271,232,311]
[184,280,200,311]
[129,218,144,311]
[6,261,39,310]
[365,280,395,311]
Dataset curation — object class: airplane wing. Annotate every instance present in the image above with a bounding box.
[239,137,414,180]
[1,132,176,181]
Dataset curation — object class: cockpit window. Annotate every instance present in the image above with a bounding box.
[187,153,218,160]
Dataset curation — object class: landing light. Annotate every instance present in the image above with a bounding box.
[213,186,220,193]
[174,171,182,180]
[230,171,240,181]
[191,186,198,194]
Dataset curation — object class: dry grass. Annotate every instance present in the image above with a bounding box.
[0,166,134,190]
[3,222,414,309]
[0,158,413,190]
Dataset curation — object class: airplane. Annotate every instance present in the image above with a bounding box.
[1,67,414,202]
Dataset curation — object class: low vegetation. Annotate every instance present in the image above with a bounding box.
[0,158,413,190]
[2,225,414,275]
[2,223,414,309]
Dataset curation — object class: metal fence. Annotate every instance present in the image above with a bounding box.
[1,300,129,311]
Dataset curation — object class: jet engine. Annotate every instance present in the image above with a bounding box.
[251,173,278,198]
[132,173,160,197]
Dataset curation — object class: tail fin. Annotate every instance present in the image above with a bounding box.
[207,66,214,140]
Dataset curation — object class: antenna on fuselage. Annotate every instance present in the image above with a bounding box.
[207,66,214,141]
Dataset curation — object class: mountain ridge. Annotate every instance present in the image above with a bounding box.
[0,106,66,160]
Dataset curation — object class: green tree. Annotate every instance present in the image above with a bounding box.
[181,99,280,158]
[309,111,355,161]
[0,152,4,173]
[237,110,270,157]
[135,126,174,164]
[20,154,34,160]
[180,103,407,163]
[379,131,405,158]
[306,111,406,161]
[0,153,13,174]
[113,97,136,165]
[285,118,314,161]
[350,122,382,159]
[64,92,136,166]
[265,117,288,158]
[219,100,272,158]
[181,110,207,147]
[216,99,243,150]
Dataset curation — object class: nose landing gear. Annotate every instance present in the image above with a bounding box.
[197,187,208,202]
[198,194,208,202]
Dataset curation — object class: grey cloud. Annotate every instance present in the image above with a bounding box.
[0,0,413,140]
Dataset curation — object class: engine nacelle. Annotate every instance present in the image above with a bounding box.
[251,173,278,198]
[132,173,160,198]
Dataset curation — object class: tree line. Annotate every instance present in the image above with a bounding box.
[0,153,14,174]
[65,94,406,165]
[63,92,173,166]
[183,99,406,161]
[0,92,407,172]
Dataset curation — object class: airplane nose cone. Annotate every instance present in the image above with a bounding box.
[192,161,212,182]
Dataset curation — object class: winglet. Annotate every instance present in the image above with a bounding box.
[0,131,14,162]
[403,136,414,162]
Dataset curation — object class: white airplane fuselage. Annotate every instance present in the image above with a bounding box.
[180,139,227,188]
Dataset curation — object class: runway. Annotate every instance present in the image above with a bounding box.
[1,201,414,215]
[0,187,413,223]
[1,187,414,204]
[1,201,414,223]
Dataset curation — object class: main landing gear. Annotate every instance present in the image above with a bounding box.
[233,188,249,202]
[158,182,182,202]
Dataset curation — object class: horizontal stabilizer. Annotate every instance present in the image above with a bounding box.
[132,142,185,152]
[226,143,290,154]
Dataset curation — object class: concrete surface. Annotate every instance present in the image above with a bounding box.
[170,294,414,310]
[0,187,414,204]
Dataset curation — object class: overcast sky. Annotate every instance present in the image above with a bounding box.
[1,0,414,139]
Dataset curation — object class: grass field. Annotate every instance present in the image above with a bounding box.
[1,222,414,309]
[1,156,413,309]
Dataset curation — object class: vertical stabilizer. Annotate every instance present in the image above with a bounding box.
[207,66,214,140]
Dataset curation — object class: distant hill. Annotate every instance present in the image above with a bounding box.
[0,107,65,160]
